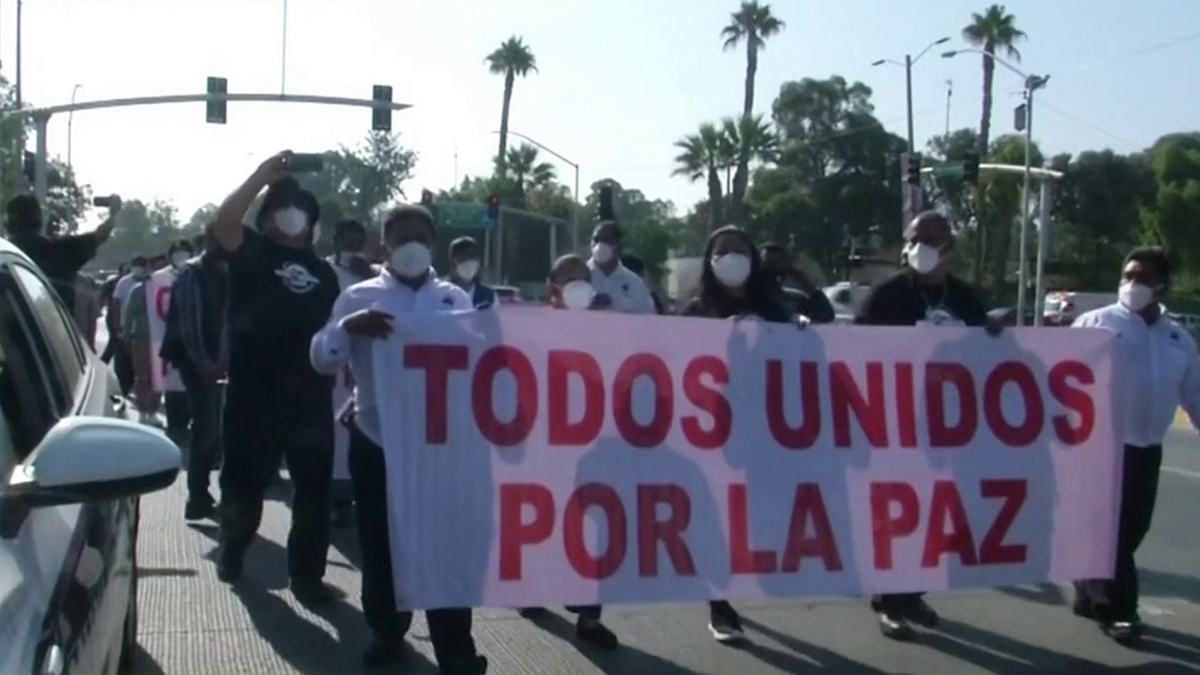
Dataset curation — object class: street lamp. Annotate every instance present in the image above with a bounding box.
[944,48,1049,326]
[870,36,950,152]
[493,129,581,252]
[67,84,82,171]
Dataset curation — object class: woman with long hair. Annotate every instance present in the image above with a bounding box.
[681,225,795,642]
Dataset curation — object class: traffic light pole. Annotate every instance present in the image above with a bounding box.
[1,92,411,204]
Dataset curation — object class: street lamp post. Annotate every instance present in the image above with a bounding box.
[943,48,1049,326]
[495,130,581,254]
[67,84,82,171]
[871,36,950,152]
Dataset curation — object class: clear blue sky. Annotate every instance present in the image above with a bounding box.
[4,0,1199,228]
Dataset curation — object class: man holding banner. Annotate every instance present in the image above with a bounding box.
[856,211,996,641]
[1071,246,1200,643]
[310,204,488,675]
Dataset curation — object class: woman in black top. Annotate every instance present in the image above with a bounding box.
[681,226,791,642]
[682,225,790,323]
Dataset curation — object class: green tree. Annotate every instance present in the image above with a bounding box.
[962,4,1027,158]
[927,128,984,282]
[486,37,538,180]
[503,144,557,201]
[673,123,726,229]
[723,114,779,225]
[977,133,1042,300]
[1140,135,1200,288]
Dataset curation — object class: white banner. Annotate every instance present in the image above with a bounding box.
[373,311,1122,610]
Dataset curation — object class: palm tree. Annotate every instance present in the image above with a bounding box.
[721,1,785,117]
[721,2,784,225]
[673,123,727,229]
[963,5,1026,158]
[504,143,557,199]
[486,36,538,179]
[724,114,780,225]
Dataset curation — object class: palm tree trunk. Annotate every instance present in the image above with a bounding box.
[707,168,724,230]
[978,52,995,157]
[497,71,515,178]
[743,39,756,116]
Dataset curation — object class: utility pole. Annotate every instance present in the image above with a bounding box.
[280,0,288,95]
[1017,74,1049,327]
[904,54,914,152]
[945,80,953,137]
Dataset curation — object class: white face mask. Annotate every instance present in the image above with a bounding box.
[389,242,431,278]
[561,280,595,310]
[1119,281,1156,312]
[591,242,614,265]
[455,259,480,282]
[711,252,752,288]
[906,242,942,275]
[273,206,309,237]
[171,252,190,268]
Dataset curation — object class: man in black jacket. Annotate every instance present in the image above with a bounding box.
[856,211,993,641]
[162,229,229,522]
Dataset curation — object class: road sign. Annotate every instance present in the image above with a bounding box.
[207,77,227,124]
[437,202,492,230]
[932,161,966,180]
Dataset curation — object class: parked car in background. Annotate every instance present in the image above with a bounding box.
[493,285,524,305]
[823,282,872,324]
[1043,290,1116,326]
[0,238,181,675]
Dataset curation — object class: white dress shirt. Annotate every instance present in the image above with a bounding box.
[588,260,656,314]
[1073,303,1200,447]
[310,268,473,446]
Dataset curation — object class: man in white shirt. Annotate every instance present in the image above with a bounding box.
[1071,246,1200,643]
[310,205,487,675]
[587,220,656,314]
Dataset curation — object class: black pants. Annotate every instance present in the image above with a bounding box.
[180,364,222,505]
[219,384,334,584]
[164,390,192,442]
[348,424,478,664]
[1088,444,1163,621]
[112,339,134,395]
[871,593,925,614]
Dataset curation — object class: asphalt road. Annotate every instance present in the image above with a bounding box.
[123,425,1200,675]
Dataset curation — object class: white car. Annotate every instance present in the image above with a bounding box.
[0,238,180,675]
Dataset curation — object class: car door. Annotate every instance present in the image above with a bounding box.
[0,257,132,675]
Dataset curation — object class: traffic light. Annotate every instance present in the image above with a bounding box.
[903,152,922,186]
[420,189,434,207]
[372,85,393,132]
[962,152,980,185]
[487,194,500,221]
[206,76,227,124]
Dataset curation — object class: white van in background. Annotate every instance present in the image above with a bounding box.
[1043,291,1117,326]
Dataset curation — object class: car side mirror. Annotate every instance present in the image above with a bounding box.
[5,417,180,519]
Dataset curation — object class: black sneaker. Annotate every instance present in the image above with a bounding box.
[1072,598,1097,620]
[906,599,939,628]
[291,580,345,606]
[878,611,917,641]
[439,654,488,675]
[708,601,745,642]
[1103,620,1138,644]
[576,617,618,650]
[363,635,405,668]
[518,607,548,619]
[185,499,216,522]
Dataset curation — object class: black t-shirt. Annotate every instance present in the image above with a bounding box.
[9,232,99,309]
[226,227,339,395]
[781,287,836,324]
[855,270,988,327]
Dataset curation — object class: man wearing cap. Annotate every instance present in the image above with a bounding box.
[310,204,488,674]
[211,151,342,604]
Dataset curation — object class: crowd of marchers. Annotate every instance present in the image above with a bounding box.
[3,149,1197,674]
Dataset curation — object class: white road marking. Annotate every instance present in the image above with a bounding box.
[1162,465,1200,480]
